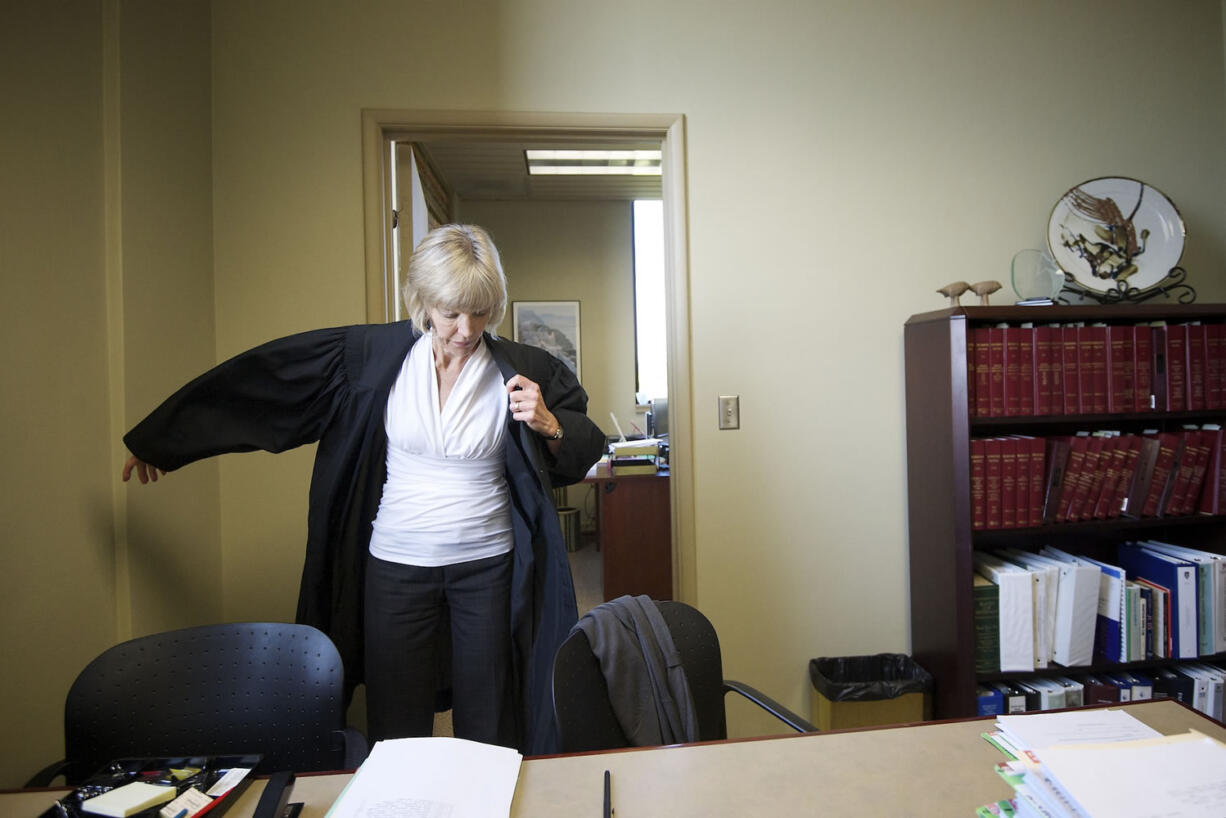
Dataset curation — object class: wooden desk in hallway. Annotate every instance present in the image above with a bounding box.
[584,465,673,601]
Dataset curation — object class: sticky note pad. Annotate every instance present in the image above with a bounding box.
[82,781,176,817]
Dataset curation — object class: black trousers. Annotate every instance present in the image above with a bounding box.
[364,551,514,746]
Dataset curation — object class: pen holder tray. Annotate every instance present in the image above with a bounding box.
[40,754,262,818]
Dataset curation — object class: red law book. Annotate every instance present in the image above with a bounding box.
[1035,325,1057,415]
[1140,431,1183,517]
[1160,429,1200,517]
[1123,435,1162,518]
[1080,324,1108,414]
[1006,436,1033,527]
[1134,323,1154,411]
[988,326,1006,418]
[966,330,977,417]
[1022,435,1045,527]
[1077,434,1117,521]
[1166,323,1187,412]
[1049,324,1065,414]
[1206,324,1224,410]
[1062,324,1082,415]
[1186,323,1207,411]
[1042,436,1073,523]
[1003,325,1022,417]
[1106,325,1135,414]
[984,437,1003,529]
[970,438,987,530]
[1176,429,1213,516]
[1066,434,1107,521]
[1151,323,1169,411]
[1090,435,1127,519]
[1017,325,1035,416]
[1196,424,1225,515]
[1105,434,1143,519]
[1054,433,1091,523]
[973,326,992,418]
[1000,436,1019,528]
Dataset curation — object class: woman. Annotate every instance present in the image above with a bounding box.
[122,224,605,753]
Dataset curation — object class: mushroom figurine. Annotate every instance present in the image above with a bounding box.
[969,280,1002,306]
[937,281,971,306]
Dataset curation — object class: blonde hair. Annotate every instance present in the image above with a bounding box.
[402,224,508,329]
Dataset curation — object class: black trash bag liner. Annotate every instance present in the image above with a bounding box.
[809,653,933,702]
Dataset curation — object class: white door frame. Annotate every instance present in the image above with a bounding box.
[360,109,694,602]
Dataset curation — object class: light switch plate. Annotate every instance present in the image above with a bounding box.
[718,395,740,430]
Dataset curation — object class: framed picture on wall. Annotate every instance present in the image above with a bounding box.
[512,300,581,379]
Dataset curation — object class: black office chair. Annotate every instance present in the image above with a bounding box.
[552,599,817,752]
[27,622,368,786]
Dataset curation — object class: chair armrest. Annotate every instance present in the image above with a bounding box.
[723,680,818,733]
[332,727,370,769]
[25,758,70,788]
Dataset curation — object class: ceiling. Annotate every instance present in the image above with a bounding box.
[414,138,663,202]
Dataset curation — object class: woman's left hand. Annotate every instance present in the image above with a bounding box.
[506,374,562,441]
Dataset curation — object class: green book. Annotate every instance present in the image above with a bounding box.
[974,572,1001,673]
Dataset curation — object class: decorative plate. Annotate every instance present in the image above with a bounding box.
[1047,177,1184,295]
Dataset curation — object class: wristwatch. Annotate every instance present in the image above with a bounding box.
[550,423,564,441]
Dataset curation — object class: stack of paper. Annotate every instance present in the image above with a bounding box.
[978,709,1226,818]
[81,782,176,817]
[326,737,522,818]
[608,437,664,475]
[995,708,1161,752]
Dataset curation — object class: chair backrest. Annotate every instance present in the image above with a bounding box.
[551,600,727,752]
[62,622,349,783]
[654,600,727,742]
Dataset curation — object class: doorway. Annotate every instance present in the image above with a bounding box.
[360,109,694,605]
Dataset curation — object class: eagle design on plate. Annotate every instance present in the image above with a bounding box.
[1058,180,1149,282]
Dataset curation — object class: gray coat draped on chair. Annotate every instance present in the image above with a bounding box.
[573,594,700,745]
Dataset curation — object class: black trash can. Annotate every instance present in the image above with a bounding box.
[809,654,933,730]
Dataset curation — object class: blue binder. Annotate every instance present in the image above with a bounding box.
[1117,543,1199,659]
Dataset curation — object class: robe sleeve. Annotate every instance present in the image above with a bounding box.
[124,326,352,471]
[539,353,606,486]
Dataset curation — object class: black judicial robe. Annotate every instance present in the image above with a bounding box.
[123,320,606,754]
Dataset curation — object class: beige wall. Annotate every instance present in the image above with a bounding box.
[4,0,1226,788]
[119,0,221,636]
[1,0,217,786]
[1,0,117,787]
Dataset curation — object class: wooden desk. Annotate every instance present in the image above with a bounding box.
[584,466,672,601]
[11,700,1222,816]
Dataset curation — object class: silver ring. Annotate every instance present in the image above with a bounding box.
[513,402,519,411]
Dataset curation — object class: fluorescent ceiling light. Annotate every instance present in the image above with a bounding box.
[528,165,662,176]
[525,148,662,176]
[525,150,661,161]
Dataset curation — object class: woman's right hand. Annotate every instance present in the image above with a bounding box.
[122,454,165,484]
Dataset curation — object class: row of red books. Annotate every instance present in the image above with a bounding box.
[967,321,1226,418]
[970,425,1226,530]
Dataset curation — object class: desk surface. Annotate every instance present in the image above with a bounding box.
[11,700,1224,817]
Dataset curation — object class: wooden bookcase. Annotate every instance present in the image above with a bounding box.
[904,303,1226,719]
